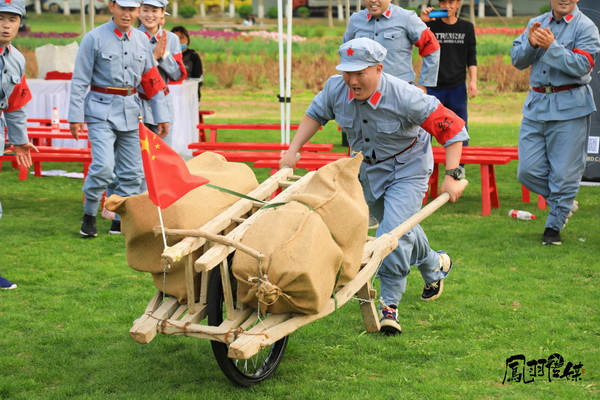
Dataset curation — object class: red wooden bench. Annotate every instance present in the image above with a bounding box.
[189,141,334,154]
[425,152,511,216]
[2,126,91,179]
[1,150,92,180]
[193,150,348,164]
[252,152,510,217]
[197,110,216,141]
[432,146,546,209]
[196,123,303,143]
[253,157,350,175]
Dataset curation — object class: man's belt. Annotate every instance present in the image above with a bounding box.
[90,86,137,96]
[531,84,582,94]
[363,137,418,166]
[138,88,170,101]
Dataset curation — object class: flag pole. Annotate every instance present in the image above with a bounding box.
[157,206,168,251]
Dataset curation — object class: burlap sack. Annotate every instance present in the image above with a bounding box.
[232,201,343,315]
[105,152,259,303]
[288,154,368,284]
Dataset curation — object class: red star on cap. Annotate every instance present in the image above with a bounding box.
[346,47,354,56]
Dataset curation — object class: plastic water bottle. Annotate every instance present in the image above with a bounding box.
[51,107,60,134]
[508,210,536,220]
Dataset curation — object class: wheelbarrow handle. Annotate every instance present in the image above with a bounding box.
[388,179,469,244]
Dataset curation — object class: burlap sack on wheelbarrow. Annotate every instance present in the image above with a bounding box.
[288,154,368,284]
[232,201,344,315]
[105,152,259,304]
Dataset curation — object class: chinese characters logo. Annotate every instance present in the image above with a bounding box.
[503,353,584,384]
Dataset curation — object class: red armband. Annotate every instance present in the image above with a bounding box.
[420,103,465,145]
[5,75,32,113]
[140,66,167,99]
[170,52,188,84]
[573,48,594,73]
[414,28,440,58]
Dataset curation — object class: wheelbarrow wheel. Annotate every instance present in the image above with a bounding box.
[207,261,289,387]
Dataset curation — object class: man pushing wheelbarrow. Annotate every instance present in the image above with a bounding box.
[279,38,468,336]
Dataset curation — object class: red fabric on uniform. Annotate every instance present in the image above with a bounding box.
[140,66,167,99]
[420,103,465,145]
[5,75,32,112]
[139,122,209,209]
[573,48,594,73]
[170,52,188,84]
[44,71,73,80]
[414,28,440,58]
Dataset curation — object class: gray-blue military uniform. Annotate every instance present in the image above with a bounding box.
[137,25,186,146]
[69,18,169,219]
[0,44,29,152]
[343,4,440,86]
[511,6,600,232]
[306,72,469,307]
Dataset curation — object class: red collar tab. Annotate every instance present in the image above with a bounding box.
[348,89,354,101]
[550,12,575,23]
[366,8,392,21]
[369,91,382,107]
[113,28,132,39]
[0,45,10,55]
[146,31,161,40]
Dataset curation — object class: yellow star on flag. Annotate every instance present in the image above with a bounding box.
[140,136,150,154]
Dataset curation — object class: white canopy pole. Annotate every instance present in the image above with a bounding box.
[79,0,86,34]
[285,0,293,144]
[277,0,285,145]
[89,0,95,32]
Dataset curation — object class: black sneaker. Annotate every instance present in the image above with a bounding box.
[421,251,453,301]
[109,220,121,235]
[379,306,402,336]
[80,214,98,238]
[542,228,561,245]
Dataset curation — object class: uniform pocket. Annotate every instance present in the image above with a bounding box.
[85,91,111,121]
[337,115,356,139]
[383,31,405,50]
[377,121,401,135]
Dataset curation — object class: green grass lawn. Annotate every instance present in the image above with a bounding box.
[1,89,598,398]
[1,11,598,399]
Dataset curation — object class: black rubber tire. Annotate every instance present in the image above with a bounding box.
[207,261,289,387]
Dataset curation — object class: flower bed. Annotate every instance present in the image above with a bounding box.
[188,29,306,43]
[475,27,525,36]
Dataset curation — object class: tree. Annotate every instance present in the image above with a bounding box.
[172,0,178,18]
[328,0,333,28]
[469,0,475,25]
[199,0,206,17]
[257,0,264,19]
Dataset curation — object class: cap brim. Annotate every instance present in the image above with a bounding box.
[115,0,141,6]
[335,62,372,72]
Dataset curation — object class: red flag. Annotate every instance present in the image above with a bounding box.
[139,122,209,209]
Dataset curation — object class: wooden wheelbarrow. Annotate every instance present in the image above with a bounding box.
[129,167,467,387]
